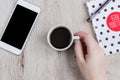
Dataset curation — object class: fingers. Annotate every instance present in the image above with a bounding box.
[74,39,85,63]
[75,31,99,54]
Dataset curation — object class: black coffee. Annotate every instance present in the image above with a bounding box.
[50,27,72,49]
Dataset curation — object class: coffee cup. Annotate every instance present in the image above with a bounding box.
[47,26,80,51]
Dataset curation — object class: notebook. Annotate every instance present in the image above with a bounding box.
[86,0,120,55]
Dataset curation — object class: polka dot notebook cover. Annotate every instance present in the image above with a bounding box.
[86,0,120,55]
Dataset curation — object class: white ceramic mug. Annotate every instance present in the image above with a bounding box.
[47,26,80,51]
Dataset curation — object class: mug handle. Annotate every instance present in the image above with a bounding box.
[73,36,80,40]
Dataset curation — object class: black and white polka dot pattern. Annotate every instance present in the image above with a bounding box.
[87,0,120,55]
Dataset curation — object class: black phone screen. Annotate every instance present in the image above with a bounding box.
[1,4,38,49]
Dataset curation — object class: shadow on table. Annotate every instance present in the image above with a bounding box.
[65,45,84,80]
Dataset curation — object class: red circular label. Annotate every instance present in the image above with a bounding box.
[107,12,120,32]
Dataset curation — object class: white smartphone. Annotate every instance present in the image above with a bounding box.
[0,0,40,55]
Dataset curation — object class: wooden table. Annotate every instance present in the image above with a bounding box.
[0,0,120,80]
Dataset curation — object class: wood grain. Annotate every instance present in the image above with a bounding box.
[0,0,120,80]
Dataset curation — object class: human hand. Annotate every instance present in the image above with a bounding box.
[74,32,106,80]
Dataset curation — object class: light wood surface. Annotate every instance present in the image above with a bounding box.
[0,0,120,80]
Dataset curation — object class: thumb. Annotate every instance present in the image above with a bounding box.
[74,39,85,63]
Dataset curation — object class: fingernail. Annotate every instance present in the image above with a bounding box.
[74,40,79,44]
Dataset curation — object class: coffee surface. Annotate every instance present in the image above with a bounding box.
[50,27,72,49]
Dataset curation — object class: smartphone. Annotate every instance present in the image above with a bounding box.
[0,0,40,55]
